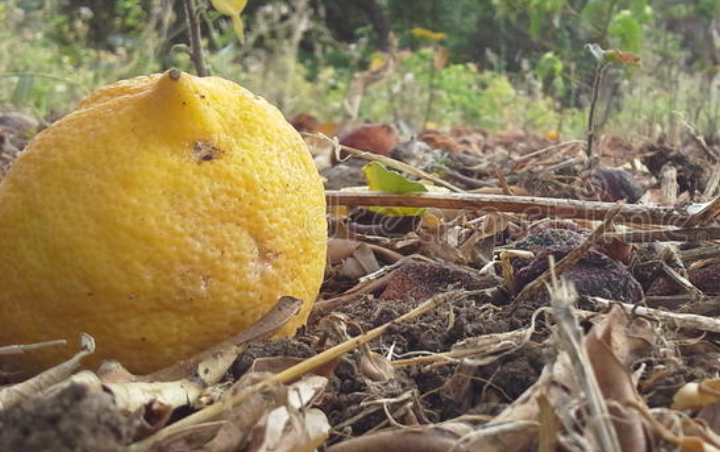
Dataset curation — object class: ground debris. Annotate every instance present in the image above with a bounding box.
[0,383,133,452]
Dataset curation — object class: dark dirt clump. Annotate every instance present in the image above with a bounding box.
[641,142,707,197]
[321,290,544,436]
[589,168,644,203]
[510,228,587,271]
[231,336,317,378]
[513,247,643,304]
[316,290,524,435]
[416,344,548,420]
[476,345,547,403]
[0,383,133,452]
[378,261,498,301]
[331,293,510,356]
[321,353,417,438]
[512,228,587,253]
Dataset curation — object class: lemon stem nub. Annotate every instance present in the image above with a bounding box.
[168,69,182,81]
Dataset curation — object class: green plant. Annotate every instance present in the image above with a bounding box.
[0,0,161,118]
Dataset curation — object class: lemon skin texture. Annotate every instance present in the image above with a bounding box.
[0,70,327,374]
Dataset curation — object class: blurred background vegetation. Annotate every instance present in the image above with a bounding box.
[1,0,719,140]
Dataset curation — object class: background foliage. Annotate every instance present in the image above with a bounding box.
[1,0,719,139]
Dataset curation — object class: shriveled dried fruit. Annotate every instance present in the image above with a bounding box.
[513,247,643,304]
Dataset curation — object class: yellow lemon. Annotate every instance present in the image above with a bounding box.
[0,70,327,373]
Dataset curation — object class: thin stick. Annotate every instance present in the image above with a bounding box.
[606,226,720,243]
[585,62,609,159]
[548,279,622,452]
[513,140,586,164]
[183,0,209,76]
[326,190,689,225]
[589,297,720,334]
[0,339,67,355]
[305,133,464,193]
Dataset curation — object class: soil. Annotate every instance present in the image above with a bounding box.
[312,292,548,438]
[231,336,317,378]
[0,384,133,452]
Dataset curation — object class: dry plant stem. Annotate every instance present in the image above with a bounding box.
[494,168,513,195]
[183,0,209,76]
[129,290,477,452]
[660,164,678,205]
[549,280,623,452]
[589,297,720,334]
[510,206,620,305]
[585,62,608,159]
[660,263,704,299]
[703,164,720,199]
[391,307,546,367]
[686,193,720,227]
[513,140,586,165]
[0,334,95,410]
[307,133,464,193]
[326,191,691,225]
[0,339,66,355]
[681,244,720,261]
[607,226,720,243]
[680,118,720,162]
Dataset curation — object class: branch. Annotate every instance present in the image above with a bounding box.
[183,0,209,76]
[326,190,692,226]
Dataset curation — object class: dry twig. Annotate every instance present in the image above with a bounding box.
[327,191,691,225]
[548,277,622,452]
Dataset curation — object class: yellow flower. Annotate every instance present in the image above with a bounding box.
[411,27,446,42]
[546,130,560,141]
[369,52,387,71]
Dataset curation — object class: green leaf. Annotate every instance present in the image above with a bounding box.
[608,10,642,52]
[362,162,428,217]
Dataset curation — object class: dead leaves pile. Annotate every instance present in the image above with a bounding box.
[3,126,720,452]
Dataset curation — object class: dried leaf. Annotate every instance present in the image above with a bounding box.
[359,348,395,382]
[327,238,362,265]
[673,380,720,411]
[338,243,381,280]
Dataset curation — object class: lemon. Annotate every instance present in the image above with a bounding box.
[0,70,327,373]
